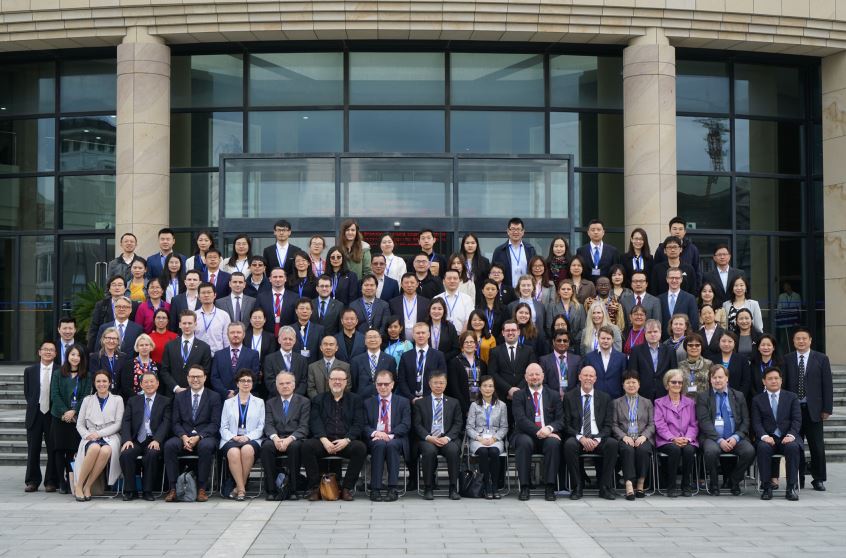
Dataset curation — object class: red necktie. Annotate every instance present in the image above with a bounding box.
[210,273,216,286]
[380,398,390,434]
[533,391,542,427]
[274,293,282,335]
[636,295,641,305]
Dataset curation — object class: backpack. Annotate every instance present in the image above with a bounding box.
[176,471,198,502]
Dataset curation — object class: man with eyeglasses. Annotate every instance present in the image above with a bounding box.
[658,267,699,336]
[491,217,537,289]
[262,219,304,276]
[211,322,260,400]
[539,329,581,399]
[619,271,661,323]
[24,341,60,493]
[93,296,142,355]
[487,320,536,403]
[364,370,410,502]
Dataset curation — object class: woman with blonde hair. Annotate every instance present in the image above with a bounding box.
[580,300,621,355]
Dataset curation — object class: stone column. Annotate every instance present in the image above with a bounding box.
[623,28,677,246]
[116,27,171,257]
[822,51,846,364]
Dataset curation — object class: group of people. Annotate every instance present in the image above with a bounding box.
[23,216,833,503]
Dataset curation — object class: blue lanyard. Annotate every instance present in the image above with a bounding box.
[331,274,339,298]
[251,334,261,352]
[484,403,493,429]
[485,308,494,330]
[201,309,216,333]
[71,377,79,407]
[385,256,394,275]
[519,334,525,347]
[403,296,417,324]
[444,294,459,318]
[276,245,287,269]
[238,396,250,428]
[299,321,310,346]
[298,279,306,297]
[431,324,441,349]
[508,243,523,267]
[469,359,477,382]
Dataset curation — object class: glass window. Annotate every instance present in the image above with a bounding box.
[736,178,803,232]
[59,115,116,172]
[349,110,444,152]
[249,53,343,107]
[676,60,729,114]
[171,112,243,168]
[247,110,342,153]
[170,172,219,228]
[341,157,451,218]
[350,52,444,105]
[0,62,54,115]
[224,157,335,219]
[0,237,13,360]
[451,111,544,154]
[474,236,553,263]
[0,118,55,172]
[18,235,54,359]
[735,235,770,310]
[574,172,623,228]
[550,112,623,168]
[693,235,733,276]
[774,236,806,342]
[734,63,803,118]
[735,119,803,175]
[450,53,544,107]
[60,175,115,230]
[549,55,622,110]
[457,158,568,219]
[172,54,243,109]
[0,176,54,231]
[677,175,731,230]
[60,59,116,112]
[676,116,730,172]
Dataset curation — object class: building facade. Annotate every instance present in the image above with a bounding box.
[0,1,843,362]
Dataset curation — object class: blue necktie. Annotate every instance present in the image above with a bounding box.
[669,293,676,315]
[770,393,781,437]
[592,246,600,268]
[718,393,733,439]
[191,393,199,421]
[283,399,289,417]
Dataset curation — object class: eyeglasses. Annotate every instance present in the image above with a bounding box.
[329,254,343,260]
[238,378,253,384]
[686,343,701,347]
[104,337,119,342]
[187,375,205,381]
[668,380,684,385]
[375,382,393,387]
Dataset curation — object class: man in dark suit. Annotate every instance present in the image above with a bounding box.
[751,367,802,501]
[311,275,345,336]
[512,363,565,501]
[580,326,627,399]
[695,366,755,495]
[487,320,536,402]
[351,328,397,399]
[262,219,303,276]
[256,267,297,335]
[168,270,202,332]
[629,319,678,400]
[619,271,662,323]
[364,370,410,502]
[119,372,172,501]
[291,298,324,364]
[163,365,222,502]
[210,322,261,399]
[260,370,310,500]
[783,328,834,491]
[24,341,59,492]
[491,217,537,289]
[55,316,78,367]
[87,275,136,351]
[334,309,366,363]
[562,365,619,500]
[388,274,431,340]
[576,219,620,282]
[201,248,231,298]
[651,236,698,295]
[397,322,447,401]
[350,275,391,334]
[159,310,213,394]
[145,227,185,281]
[540,329,581,398]
[418,229,447,278]
[370,254,400,302]
[301,367,367,501]
[93,296,143,354]
[263,326,309,396]
[653,217,702,289]
[700,244,744,307]
[413,371,463,500]
[306,335,350,399]
[658,267,699,335]
[244,255,271,299]
[215,272,255,324]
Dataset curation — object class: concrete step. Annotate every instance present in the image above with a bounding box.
[0,428,27,441]
[0,401,26,411]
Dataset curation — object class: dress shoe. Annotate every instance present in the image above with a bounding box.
[142,492,155,501]
[709,486,720,496]
[484,482,494,500]
[569,486,583,500]
[599,487,616,501]
[164,489,177,502]
[196,488,209,502]
[370,490,383,502]
[423,487,434,500]
[122,491,137,501]
[799,476,805,489]
[666,488,679,498]
[265,492,279,501]
[760,486,773,501]
[24,484,37,493]
[385,488,399,502]
[730,483,742,496]
[58,486,70,495]
[405,479,418,492]
[635,489,646,499]
[307,489,321,502]
[44,485,57,493]
[518,487,530,501]
[341,488,354,502]
[812,480,826,492]
[785,487,799,501]
[544,485,556,502]
[625,491,635,501]
[449,486,461,500]
[491,488,501,500]
[681,488,692,497]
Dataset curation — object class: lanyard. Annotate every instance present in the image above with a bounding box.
[385,255,394,275]
[238,396,250,428]
[235,259,248,274]
[71,377,79,407]
[298,321,310,346]
[432,324,441,349]
[201,309,216,333]
[519,334,525,347]
[485,308,494,330]
[98,395,109,412]
[468,359,478,382]
[557,353,568,381]
[465,259,473,280]
[171,278,179,295]
[403,296,417,324]
[561,303,571,321]
[508,243,523,268]
[484,403,493,429]
[533,283,543,302]
[251,334,261,352]
[444,294,459,318]
[628,328,645,350]
[331,274,339,297]
[276,244,287,269]
[298,279,306,297]
[313,258,323,277]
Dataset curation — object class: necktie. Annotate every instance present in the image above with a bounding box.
[770,393,781,436]
[369,353,378,378]
[182,339,190,362]
[231,347,239,369]
[380,398,390,433]
[432,398,443,434]
[798,354,806,399]
[635,256,642,271]
[593,246,600,268]
[325,360,331,376]
[234,296,241,322]
[283,399,289,417]
[210,272,216,286]
[533,391,542,427]
[365,301,373,325]
[39,366,50,414]
[63,344,70,365]
[719,393,732,439]
[510,346,515,362]
[636,295,641,305]
[191,393,199,421]
[118,323,125,344]
[138,397,153,442]
[669,293,676,315]
[319,300,326,319]
[284,353,291,370]
[582,394,592,437]
[274,293,282,335]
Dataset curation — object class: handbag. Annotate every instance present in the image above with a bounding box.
[319,473,340,501]
[459,469,485,498]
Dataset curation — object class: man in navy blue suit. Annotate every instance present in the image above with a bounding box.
[397,322,446,401]
[210,322,261,399]
[350,275,391,334]
[658,267,699,336]
[371,255,400,302]
[539,329,581,398]
[146,227,185,281]
[256,267,297,335]
[581,326,627,399]
[201,249,231,299]
[352,328,397,399]
[93,296,143,354]
[576,219,620,282]
[491,217,536,289]
[364,370,411,502]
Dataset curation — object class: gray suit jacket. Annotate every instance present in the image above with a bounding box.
[619,291,662,324]
[611,395,655,444]
[465,400,508,453]
[306,359,350,399]
[263,394,310,440]
[695,387,750,443]
[215,293,256,324]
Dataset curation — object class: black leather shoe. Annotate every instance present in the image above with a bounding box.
[545,485,556,501]
[666,488,679,498]
[681,487,693,497]
[730,483,742,496]
[385,488,398,502]
[811,480,826,492]
[785,487,799,501]
[448,486,461,500]
[518,487,530,501]
[599,487,616,500]
[370,490,383,502]
[423,487,434,500]
[569,486,583,500]
[142,492,155,501]
[709,486,720,496]
[24,484,37,493]
[122,491,137,501]
[405,479,418,492]
[760,486,773,501]
[265,492,278,501]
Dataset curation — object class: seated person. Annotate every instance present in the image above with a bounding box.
[260,371,310,501]
[466,375,509,500]
[219,370,265,501]
[364,370,411,502]
[611,371,655,500]
[654,368,699,497]
[413,371,463,500]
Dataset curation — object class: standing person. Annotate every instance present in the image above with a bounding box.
[168,269,202,332]
[349,275,391,334]
[418,229,446,278]
[219,369,265,501]
[567,255,596,304]
[396,322,447,400]
[651,237,697,296]
[349,328,395,399]
[244,256,271,298]
[87,275,130,352]
[201,249,231,298]
[485,264,517,307]
[159,310,213,394]
[262,219,303,276]
[412,252,444,299]
[291,298,325,364]
[93,296,142,355]
[723,276,764,333]
[287,252,318,300]
[126,258,149,303]
[311,275,345,336]
[263,327,309,396]
[545,235,570,287]
[222,234,252,275]
[108,232,140,282]
[783,328,834,491]
[379,234,407,284]
[338,218,371,279]
[653,217,701,289]
[701,244,744,308]
[576,219,620,282]
[539,329,581,398]
[117,334,160,401]
[55,317,78,368]
[24,341,59,493]
[383,317,413,368]
[426,298,460,361]
[307,235,326,278]
[698,304,725,363]
[619,271,661,324]
[326,246,359,306]
[146,227,185,281]
[388,273,431,341]
[370,254,400,302]
[256,267,297,335]
[413,371,463,500]
[442,259,477,324]
[491,217,536,289]
[460,232,491,290]
[545,279,586,344]
[185,230,215,273]
[477,279,506,342]
[364,370,411,502]
[50,345,91,494]
[715,331,753,401]
[211,323,261,399]
[160,253,186,304]
[628,319,678,401]
[194,282,231,353]
[776,281,803,351]
[149,309,178,365]
[699,282,728,330]
[658,268,700,334]
[215,272,255,324]
[528,256,556,307]
[621,228,653,287]
[486,320,536,403]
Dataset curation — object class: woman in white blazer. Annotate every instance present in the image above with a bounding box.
[722,275,764,333]
[219,369,266,500]
[74,370,125,501]
[465,375,509,499]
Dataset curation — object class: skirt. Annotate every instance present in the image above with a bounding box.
[220,439,261,456]
[52,416,81,452]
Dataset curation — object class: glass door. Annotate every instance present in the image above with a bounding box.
[58,235,114,316]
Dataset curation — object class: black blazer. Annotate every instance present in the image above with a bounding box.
[751,389,801,440]
[699,325,725,363]
[388,295,431,340]
[486,343,536,401]
[288,276,318,300]
[171,388,222,440]
[168,293,201,332]
[349,297,391,334]
[783,350,834,423]
[364,394,411,457]
[87,298,140,351]
[244,276,271,299]
[575,243,620,281]
[159,337,212,394]
[309,391,365,440]
[475,305,506,342]
[621,253,654,287]
[397,347,447,399]
[695,388,750,443]
[263,351,309,396]
[120,393,172,444]
[658,290,700,334]
[446,355,488,415]
[310,297,345,336]
[701,267,744,307]
[562,388,613,439]
[628,342,678,400]
[93,320,143,355]
[651,261,697,295]
[377,276,401,302]
[210,346,261,398]
[262,243,303,276]
[292,321,326,364]
[264,394,310,439]
[429,321,460,362]
[88,351,131,395]
[539,351,581,395]
[243,329,278,366]
[328,271,359,306]
[334,331,366,363]
[512,387,565,436]
[203,268,231,298]
[350,351,397,399]
[117,358,160,401]
[491,241,538,289]
[417,273,444,299]
[24,362,59,428]
[719,354,753,401]
[256,290,298,333]
[412,394,463,441]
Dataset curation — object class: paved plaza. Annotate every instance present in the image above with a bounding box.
[1,465,845,558]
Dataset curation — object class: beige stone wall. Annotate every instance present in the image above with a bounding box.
[0,1,845,55]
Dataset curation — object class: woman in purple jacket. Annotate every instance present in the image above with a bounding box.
[654,368,699,497]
